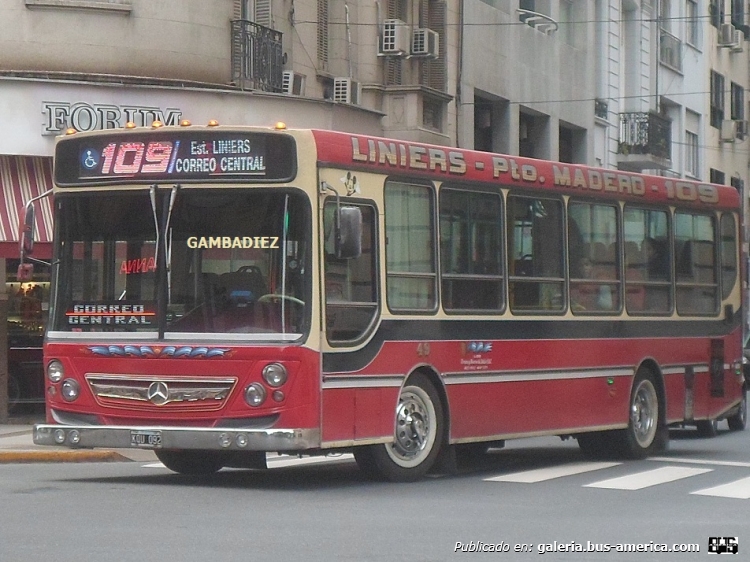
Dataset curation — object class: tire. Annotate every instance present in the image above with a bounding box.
[696,419,719,437]
[155,450,224,475]
[354,373,444,482]
[728,390,747,431]
[614,369,662,459]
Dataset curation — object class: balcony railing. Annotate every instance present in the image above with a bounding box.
[231,20,283,92]
[659,28,682,72]
[618,112,671,160]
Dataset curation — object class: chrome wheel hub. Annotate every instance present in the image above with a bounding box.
[391,390,431,461]
[631,380,658,448]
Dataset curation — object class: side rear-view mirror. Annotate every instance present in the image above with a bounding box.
[19,201,36,259]
[336,206,362,259]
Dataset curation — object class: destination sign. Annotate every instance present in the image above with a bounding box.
[55,130,297,186]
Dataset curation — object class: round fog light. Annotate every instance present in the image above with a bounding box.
[54,429,66,444]
[219,433,232,448]
[262,363,288,387]
[69,430,81,445]
[61,379,80,402]
[244,383,267,407]
[236,434,248,448]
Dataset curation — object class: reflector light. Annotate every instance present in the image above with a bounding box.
[207,119,219,127]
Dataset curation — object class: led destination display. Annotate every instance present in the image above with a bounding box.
[55,130,297,186]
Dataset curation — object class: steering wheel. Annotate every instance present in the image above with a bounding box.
[257,294,305,307]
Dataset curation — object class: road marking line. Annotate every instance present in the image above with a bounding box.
[484,462,621,483]
[584,466,712,490]
[691,476,750,499]
[649,456,750,468]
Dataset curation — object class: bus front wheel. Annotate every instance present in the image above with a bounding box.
[354,374,444,482]
[155,450,224,475]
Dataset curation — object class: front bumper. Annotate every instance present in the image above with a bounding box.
[33,424,320,452]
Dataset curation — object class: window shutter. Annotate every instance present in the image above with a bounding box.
[318,0,329,67]
[255,0,272,27]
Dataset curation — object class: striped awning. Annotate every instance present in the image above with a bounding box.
[0,155,54,258]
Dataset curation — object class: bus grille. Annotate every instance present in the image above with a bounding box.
[85,374,237,411]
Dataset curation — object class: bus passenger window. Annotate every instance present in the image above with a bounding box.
[674,212,717,315]
[439,187,503,312]
[568,200,620,314]
[384,181,437,311]
[507,195,564,313]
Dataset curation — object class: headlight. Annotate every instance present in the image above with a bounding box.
[47,360,64,383]
[244,383,267,407]
[61,379,80,402]
[262,363,288,387]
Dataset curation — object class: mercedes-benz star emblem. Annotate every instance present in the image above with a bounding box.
[147,381,170,405]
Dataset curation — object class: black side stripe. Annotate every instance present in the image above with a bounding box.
[322,314,741,373]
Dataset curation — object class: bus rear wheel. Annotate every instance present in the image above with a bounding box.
[354,374,444,482]
[727,389,747,431]
[615,369,662,459]
[155,450,224,475]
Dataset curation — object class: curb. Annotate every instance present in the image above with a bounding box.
[0,450,131,464]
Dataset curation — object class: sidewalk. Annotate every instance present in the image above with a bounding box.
[0,420,157,464]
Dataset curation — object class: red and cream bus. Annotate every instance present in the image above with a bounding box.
[27,121,746,481]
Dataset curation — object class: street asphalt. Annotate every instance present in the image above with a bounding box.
[0,418,157,464]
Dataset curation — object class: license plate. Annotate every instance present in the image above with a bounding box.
[130,430,162,448]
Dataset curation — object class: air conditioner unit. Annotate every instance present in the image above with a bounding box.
[735,119,749,140]
[718,23,738,47]
[333,77,361,105]
[731,29,745,51]
[411,28,439,58]
[721,119,738,142]
[379,19,410,56]
[282,71,306,96]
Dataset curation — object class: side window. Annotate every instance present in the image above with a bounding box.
[324,202,378,342]
[568,201,620,314]
[507,195,564,313]
[439,187,503,312]
[674,212,717,315]
[385,181,437,311]
[720,213,737,300]
[623,207,671,314]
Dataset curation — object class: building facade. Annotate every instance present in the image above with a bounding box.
[0,0,747,418]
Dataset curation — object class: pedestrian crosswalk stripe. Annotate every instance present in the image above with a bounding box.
[584,466,712,490]
[649,456,750,468]
[691,476,750,499]
[484,461,621,483]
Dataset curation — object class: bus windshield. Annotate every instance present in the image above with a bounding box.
[51,188,310,341]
